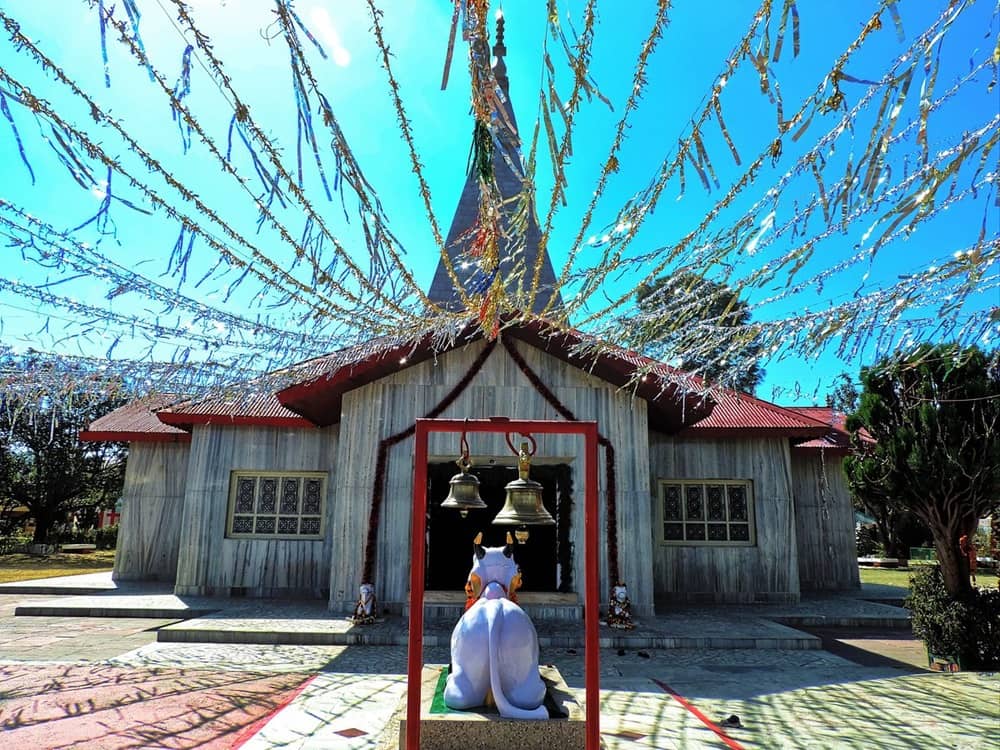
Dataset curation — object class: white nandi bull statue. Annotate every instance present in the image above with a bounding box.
[444,532,548,720]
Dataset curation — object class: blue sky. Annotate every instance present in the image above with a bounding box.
[1,0,997,403]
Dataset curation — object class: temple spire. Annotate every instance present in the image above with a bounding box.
[492,9,508,94]
[426,9,562,316]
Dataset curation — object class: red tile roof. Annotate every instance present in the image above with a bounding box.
[783,405,873,453]
[679,392,831,438]
[157,389,313,429]
[85,317,835,441]
[80,395,191,443]
[274,316,714,433]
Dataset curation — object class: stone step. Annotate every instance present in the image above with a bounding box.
[155,615,821,650]
[406,591,583,622]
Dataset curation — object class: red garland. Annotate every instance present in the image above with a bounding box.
[500,337,620,587]
[361,338,499,583]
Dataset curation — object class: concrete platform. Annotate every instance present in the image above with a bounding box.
[0,571,125,595]
[398,665,586,749]
[9,574,910,650]
[150,604,822,649]
[14,590,222,619]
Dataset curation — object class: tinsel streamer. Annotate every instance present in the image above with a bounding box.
[478,275,502,340]
[167,223,197,286]
[163,1,422,318]
[0,71,374,329]
[772,0,800,62]
[70,165,114,234]
[539,0,712,318]
[744,115,996,293]
[0,201,341,353]
[122,0,154,81]
[272,3,426,305]
[0,88,35,183]
[573,0,932,328]
[0,21,364,323]
[745,52,989,268]
[559,0,788,313]
[470,119,494,184]
[361,338,498,585]
[0,273,312,356]
[440,0,461,90]
[171,45,194,153]
[42,120,96,189]
[550,0,612,109]
[97,0,111,88]
[289,45,333,201]
[364,0,468,312]
[286,2,327,58]
[0,347,269,405]
[0,23,393,329]
[500,337,620,587]
[530,0,604,308]
[225,113,286,208]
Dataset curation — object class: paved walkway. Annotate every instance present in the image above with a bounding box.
[5,574,910,650]
[0,576,997,749]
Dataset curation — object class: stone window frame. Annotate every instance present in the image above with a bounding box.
[656,478,756,547]
[226,470,327,540]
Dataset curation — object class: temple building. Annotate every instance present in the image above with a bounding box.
[82,20,860,617]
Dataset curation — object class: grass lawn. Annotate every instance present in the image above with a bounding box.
[859,564,999,591]
[0,550,116,583]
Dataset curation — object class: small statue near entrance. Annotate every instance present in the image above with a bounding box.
[444,532,548,719]
[351,582,378,624]
[606,582,635,630]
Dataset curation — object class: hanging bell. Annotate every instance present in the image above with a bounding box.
[440,456,487,517]
[492,441,556,528]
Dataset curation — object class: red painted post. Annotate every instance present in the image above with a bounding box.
[404,418,601,750]
[583,422,601,750]
[406,420,430,750]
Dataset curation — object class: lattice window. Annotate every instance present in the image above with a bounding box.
[227,471,327,539]
[658,479,755,546]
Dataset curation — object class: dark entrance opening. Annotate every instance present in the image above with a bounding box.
[425,462,572,593]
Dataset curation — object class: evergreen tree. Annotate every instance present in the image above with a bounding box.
[844,344,1000,597]
[631,273,764,393]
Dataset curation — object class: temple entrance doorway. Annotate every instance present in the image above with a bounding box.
[425,462,573,593]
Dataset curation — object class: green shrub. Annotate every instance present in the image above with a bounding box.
[0,533,32,555]
[906,565,1000,670]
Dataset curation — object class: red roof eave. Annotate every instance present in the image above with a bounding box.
[156,411,315,429]
[79,430,192,444]
[276,334,462,427]
[677,425,830,439]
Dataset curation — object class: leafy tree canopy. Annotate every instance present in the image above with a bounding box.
[0,388,127,543]
[845,343,1000,597]
[631,273,764,394]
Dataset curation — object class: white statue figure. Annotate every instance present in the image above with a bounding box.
[444,532,548,720]
[607,582,635,630]
[351,582,377,624]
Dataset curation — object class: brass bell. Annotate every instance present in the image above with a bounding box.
[492,441,556,529]
[440,455,487,517]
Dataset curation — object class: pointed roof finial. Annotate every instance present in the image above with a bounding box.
[493,8,506,57]
[492,8,508,93]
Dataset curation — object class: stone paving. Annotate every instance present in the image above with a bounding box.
[0,581,997,749]
[6,579,910,651]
